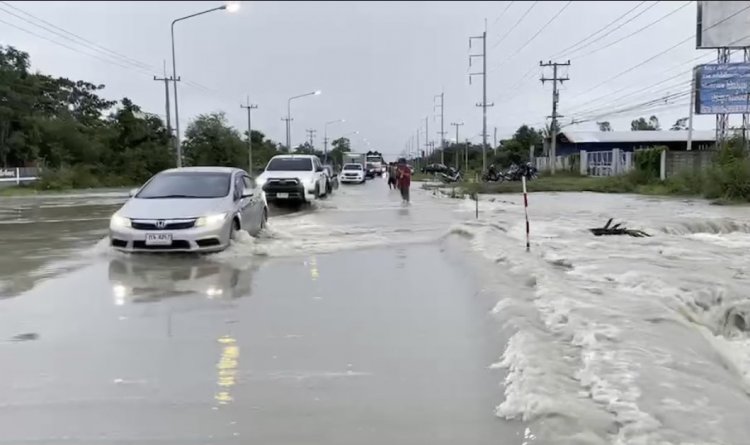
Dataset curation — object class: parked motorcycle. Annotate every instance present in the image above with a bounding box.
[438,167,463,183]
[483,163,538,183]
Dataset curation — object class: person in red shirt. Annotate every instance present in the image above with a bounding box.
[396,158,411,204]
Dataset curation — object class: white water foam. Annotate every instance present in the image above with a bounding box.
[448,193,750,445]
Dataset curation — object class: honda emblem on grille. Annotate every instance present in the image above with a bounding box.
[155,220,166,229]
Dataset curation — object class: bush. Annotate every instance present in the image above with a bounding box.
[633,146,665,179]
[36,165,102,190]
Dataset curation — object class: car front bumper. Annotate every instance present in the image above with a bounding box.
[262,180,317,202]
[109,222,231,253]
[340,175,364,183]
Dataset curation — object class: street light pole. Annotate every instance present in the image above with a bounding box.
[324,119,345,164]
[285,91,321,150]
[171,4,238,168]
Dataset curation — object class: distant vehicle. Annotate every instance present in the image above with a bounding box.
[366,152,385,176]
[365,162,377,179]
[255,154,328,204]
[109,167,268,253]
[343,153,366,172]
[340,163,366,184]
[323,164,339,193]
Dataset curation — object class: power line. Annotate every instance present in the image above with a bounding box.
[490,1,538,50]
[0,2,221,95]
[569,1,693,60]
[492,1,650,102]
[565,5,750,108]
[553,1,661,59]
[0,16,150,74]
[494,0,573,70]
[0,3,154,72]
[491,1,515,27]
[548,1,648,59]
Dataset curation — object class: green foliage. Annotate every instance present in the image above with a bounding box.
[631,115,660,131]
[633,146,665,178]
[597,121,612,132]
[0,45,287,189]
[329,137,351,167]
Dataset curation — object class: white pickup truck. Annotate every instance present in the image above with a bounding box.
[255,155,328,204]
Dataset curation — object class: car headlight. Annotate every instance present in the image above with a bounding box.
[110,213,131,228]
[195,212,227,228]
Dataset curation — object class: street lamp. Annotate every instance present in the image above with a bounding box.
[286,90,321,150]
[323,119,345,163]
[171,2,239,168]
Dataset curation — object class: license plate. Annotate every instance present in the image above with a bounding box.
[276,193,289,199]
[145,233,172,245]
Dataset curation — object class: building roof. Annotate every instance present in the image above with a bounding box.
[559,130,716,144]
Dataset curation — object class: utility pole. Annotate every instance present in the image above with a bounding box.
[424,116,430,162]
[451,122,464,169]
[241,97,258,173]
[470,19,494,173]
[434,92,446,165]
[153,74,176,139]
[493,127,498,154]
[306,129,317,148]
[154,60,178,158]
[540,60,570,175]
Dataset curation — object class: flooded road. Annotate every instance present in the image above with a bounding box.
[3,180,750,444]
[0,181,519,445]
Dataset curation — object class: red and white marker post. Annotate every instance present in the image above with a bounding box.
[522,176,530,252]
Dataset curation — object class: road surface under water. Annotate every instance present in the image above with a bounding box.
[0,180,521,445]
[3,178,750,444]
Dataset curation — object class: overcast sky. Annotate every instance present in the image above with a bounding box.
[0,1,737,157]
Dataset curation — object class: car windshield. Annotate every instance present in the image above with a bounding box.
[343,164,362,171]
[136,172,231,199]
[266,157,313,171]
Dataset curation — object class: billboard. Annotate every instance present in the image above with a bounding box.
[696,1,750,48]
[696,63,750,114]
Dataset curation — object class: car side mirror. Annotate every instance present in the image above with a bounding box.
[241,187,254,199]
[242,187,255,199]
[316,166,324,172]
[128,188,138,197]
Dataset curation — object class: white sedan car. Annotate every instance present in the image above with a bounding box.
[339,163,366,184]
[109,167,267,253]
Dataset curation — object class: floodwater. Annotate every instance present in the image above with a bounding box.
[2,179,750,444]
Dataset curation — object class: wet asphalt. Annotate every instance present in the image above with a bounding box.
[0,180,521,444]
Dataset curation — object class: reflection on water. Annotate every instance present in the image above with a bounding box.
[107,256,260,304]
[215,335,239,406]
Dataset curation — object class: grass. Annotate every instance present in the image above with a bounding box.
[423,170,749,203]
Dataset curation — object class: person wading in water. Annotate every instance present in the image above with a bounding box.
[395,158,411,204]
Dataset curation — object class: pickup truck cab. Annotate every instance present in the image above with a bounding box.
[255,155,327,204]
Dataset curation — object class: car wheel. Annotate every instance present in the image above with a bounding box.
[314,185,321,199]
[326,181,332,195]
[260,208,268,230]
[230,218,240,240]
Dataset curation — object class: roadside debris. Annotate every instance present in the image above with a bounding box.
[590,218,651,238]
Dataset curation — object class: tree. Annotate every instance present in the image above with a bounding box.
[329,137,351,167]
[597,121,612,132]
[513,124,543,151]
[0,44,284,188]
[670,117,688,131]
[182,112,245,167]
[631,115,660,131]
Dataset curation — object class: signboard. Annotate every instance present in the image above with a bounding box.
[697,1,750,48]
[696,63,750,114]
